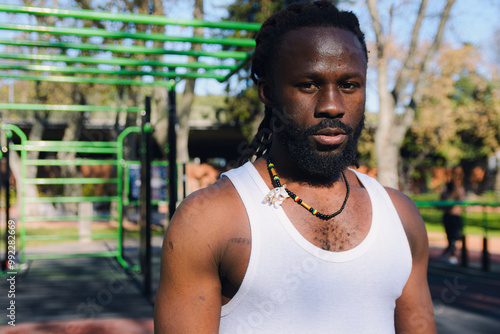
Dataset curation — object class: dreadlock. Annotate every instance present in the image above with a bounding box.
[239,0,367,165]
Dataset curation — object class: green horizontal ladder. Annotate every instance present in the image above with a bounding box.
[0,39,250,59]
[0,53,238,70]
[0,103,141,113]
[0,64,227,81]
[0,4,261,31]
[0,23,256,47]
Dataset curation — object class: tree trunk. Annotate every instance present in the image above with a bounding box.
[494,150,500,196]
[8,146,22,217]
[152,86,168,157]
[367,0,456,189]
[495,169,500,196]
[176,0,204,197]
[124,86,141,161]
[177,0,204,165]
[374,55,400,188]
[177,78,197,164]
[57,87,86,215]
[24,81,50,215]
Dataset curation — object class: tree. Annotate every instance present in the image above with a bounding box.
[366,0,456,188]
[177,0,204,165]
[400,44,500,193]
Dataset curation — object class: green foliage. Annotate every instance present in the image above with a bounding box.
[227,0,285,24]
[401,44,500,191]
[357,113,377,167]
[82,184,96,197]
[224,85,263,140]
[448,75,500,165]
[221,1,286,141]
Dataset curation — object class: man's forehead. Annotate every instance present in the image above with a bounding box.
[279,26,365,60]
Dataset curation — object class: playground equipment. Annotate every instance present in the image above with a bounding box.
[0,3,259,294]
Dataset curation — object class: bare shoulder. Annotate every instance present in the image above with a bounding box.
[166,175,244,251]
[171,176,240,226]
[385,187,428,258]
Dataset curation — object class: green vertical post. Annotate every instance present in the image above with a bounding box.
[1,140,9,270]
[18,130,26,264]
[0,125,26,264]
[117,142,125,265]
[116,125,141,270]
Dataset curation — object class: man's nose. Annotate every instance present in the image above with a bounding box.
[314,86,345,118]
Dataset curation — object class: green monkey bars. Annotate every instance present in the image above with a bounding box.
[0,3,260,293]
[0,3,259,86]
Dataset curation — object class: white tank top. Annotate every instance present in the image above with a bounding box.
[220,162,412,334]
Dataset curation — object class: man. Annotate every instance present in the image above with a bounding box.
[440,167,465,264]
[154,2,436,333]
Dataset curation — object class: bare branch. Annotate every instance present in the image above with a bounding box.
[392,0,429,102]
[410,0,456,108]
[366,0,385,58]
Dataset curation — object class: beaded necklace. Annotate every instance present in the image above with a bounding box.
[264,156,350,220]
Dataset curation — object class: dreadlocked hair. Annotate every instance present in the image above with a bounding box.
[239,0,368,165]
[238,105,274,165]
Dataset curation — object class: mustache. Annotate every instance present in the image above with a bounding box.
[302,119,354,137]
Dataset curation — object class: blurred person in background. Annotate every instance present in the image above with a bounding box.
[440,166,466,264]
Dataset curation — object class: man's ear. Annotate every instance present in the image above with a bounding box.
[257,79,273,107]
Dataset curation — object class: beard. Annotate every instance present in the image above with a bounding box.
[275,113,364,180]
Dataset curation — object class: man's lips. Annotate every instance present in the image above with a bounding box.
[312,128,347,146]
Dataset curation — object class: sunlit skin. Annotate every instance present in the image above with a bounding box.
[154,26,437,334]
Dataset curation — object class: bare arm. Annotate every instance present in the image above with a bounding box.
[387,188,437,334]
[154,183,231,333]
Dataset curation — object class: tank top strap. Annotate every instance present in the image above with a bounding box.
[220,162,267,315]
[349,168,405,231]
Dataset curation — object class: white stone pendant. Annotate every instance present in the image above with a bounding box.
[262,185,289,208]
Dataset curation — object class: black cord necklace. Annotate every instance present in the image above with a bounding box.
[265,156,350,220]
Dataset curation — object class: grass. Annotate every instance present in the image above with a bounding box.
[415,195,500,237]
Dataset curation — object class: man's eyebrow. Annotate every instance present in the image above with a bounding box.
[297,71,322,78]
[340,72,365,80]
[294,71,365,81]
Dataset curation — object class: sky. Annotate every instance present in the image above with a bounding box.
[336,0,500,112]
[0,0,499,103]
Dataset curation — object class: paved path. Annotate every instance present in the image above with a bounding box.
[428,248,500,334]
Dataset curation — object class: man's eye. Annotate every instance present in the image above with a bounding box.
[298,83,318,91]
[340,82,359,91]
